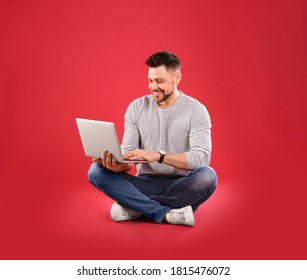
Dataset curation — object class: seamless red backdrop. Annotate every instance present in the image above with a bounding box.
[1,0,306,259]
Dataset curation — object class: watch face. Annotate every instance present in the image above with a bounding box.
[160,150,166,155]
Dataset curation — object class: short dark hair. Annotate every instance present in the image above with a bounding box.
[145,51,181,71]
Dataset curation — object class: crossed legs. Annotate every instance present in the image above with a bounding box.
[88,163,217,224]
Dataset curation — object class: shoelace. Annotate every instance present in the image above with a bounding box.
[168,210,185,224]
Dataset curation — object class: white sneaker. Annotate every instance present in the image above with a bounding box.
[165,206,195,226]
[110,202,142,222]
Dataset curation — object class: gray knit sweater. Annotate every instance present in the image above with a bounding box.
[121,91,212,176]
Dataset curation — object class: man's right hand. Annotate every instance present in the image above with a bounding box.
[92,150,134,173]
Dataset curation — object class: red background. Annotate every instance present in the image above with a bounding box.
[1,0,306,259]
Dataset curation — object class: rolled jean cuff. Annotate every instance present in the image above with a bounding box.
[155,207,171,224]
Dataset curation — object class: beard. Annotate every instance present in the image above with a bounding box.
[152,87,175,104]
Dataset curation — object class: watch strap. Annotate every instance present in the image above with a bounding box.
[158,152,166,164]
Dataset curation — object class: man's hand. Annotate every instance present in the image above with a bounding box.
[123,149,160,162]
[92,150,134,173]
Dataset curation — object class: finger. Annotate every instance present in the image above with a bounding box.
[102,150,108,166]
[92,158,102,163]
[106,152,113,167]
[123,151,132,159]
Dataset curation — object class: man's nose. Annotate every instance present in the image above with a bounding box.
[150,81,158,90]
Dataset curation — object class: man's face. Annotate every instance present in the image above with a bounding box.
[148,65,181,104]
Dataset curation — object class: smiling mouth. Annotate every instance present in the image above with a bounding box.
[153,93,162,99]
[152,89,164,95]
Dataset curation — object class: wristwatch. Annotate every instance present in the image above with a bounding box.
[158,151,166,164]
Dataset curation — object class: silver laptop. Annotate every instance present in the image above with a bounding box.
[76,118,147,163]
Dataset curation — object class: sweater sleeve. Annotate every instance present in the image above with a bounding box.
[185,103,212,170]
[120,101,140,154]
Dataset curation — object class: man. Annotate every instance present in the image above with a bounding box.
[88,51,217,226]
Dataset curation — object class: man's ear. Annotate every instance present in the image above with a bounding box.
[174,71,182,85]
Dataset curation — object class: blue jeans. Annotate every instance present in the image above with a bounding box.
[88,163,218,223]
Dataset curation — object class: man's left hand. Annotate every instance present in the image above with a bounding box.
[123,149,160,162]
